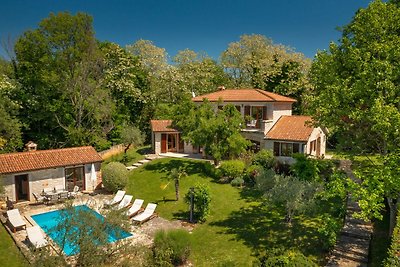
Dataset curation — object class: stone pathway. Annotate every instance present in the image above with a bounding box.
[326,160,373,267]
[126,154,159,171]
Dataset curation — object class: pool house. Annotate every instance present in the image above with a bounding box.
[0,145,103,202]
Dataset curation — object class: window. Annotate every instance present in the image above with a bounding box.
[273,142,302,156]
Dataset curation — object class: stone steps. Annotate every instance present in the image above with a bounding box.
[126,155,158,171]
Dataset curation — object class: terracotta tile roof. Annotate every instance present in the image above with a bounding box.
[0,146,102,174]
[150,120,179,132]
[192,89,296,103]
[266,115,314,142]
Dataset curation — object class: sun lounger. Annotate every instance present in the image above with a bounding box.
[26,225,48,249]
[116,195,133,210]
[126,199,144,217]
[7,209,26,232]
[32,192,47,203]
[132,203,157,224]
[104,190,126,207]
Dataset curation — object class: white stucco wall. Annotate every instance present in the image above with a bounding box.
[272,103,292,123]
[307,127,326,157]
[153,132,162,154]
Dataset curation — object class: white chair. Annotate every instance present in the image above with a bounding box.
[126,199,144,217]
[26,225,48,249]
[7,209,26,232]
[116,195,133,210]
[104,190,126,207]
[32,192,46,203]
[132,203,157,224]
[68,186,79,199]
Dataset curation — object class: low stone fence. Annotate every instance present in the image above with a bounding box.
[99,144,125,160]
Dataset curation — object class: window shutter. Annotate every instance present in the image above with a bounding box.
[273,142,280,156]
[244,106,250,116]
[263,106,267,120]
[293,143,299,153]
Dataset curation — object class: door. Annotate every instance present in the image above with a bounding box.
[168,134,177,152]
[161,134,167,153]
[15,174,29,202]
[178,134,184,153]
[65,166,85,192]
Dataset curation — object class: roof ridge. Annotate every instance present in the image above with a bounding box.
[255,89,275,101]
[0,146,95,157]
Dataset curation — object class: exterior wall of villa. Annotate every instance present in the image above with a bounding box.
[2,164,102,202]
[307,127,326,158]
[3,168,64,202]
[272,103,292,123]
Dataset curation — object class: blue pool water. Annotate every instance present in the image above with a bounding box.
[31,205,132,256]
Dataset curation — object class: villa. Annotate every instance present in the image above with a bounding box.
[0,144,103,202]
[151,88,327,160]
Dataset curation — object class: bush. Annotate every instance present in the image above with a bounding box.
[102,162,128,192]
[252,149,275,170]
[219,160,246,180]
[185,184,211,222]
[384,213,400,266]
[254,249,317,267]
[153,229,191,266]
[231,177,244,187]
[291,154,320,182]
[244,164,263,186]
[318,214,341,251]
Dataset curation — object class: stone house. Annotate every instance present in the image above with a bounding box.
[150,88,327,160]
[0,146,103,202]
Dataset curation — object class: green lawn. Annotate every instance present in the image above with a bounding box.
[102,146,150,166]
[0,223,27,267]
[125,158,342,266]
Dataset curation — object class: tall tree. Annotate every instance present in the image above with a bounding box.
[14,12,114,148]
[308,0,400,234]
[173,100,250,165]
[221,34,311,113]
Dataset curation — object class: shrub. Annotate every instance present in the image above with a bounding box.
[244,164,263,186]
[153,229,191,266]
[231,177,244,187]
[185,184,211,222]
[102,162,128,192]
[219,160,246,180]
[252,149,275,170]
[384,213,400,266]
[291,154,320,182]
[254,249,317,267]
[318,214,341,251]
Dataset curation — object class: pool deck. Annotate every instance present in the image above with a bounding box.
[0,191,193,264]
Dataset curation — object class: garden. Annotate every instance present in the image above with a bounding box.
[120,151,346,266]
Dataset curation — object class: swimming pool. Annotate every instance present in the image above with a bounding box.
[31,205,132,256]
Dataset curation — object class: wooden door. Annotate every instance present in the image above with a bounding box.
[15,174,29,202]
[161,134,167,153]
[316,137,321,157]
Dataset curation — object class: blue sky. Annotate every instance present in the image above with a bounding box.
[0,0,372,60]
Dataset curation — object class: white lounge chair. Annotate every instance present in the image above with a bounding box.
[26,225,48,249]
[7,209,26,232]
[116,195,133,210]
[104,190,126,207]
[126,199,144,217]
[32,192,46,203]
[132,203,157,224]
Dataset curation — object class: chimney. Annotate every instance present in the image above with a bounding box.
[25,141,37,152]
[217,85,226,91]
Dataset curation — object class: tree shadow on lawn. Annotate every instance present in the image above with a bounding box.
[144,159,214,179]
[209,202,324,258]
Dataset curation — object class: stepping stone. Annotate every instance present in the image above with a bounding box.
[133,163,143,167]
[126,166,136,171]
[138,159,151,164]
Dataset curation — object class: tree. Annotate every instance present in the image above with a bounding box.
[256,169,320,224]
[167,167,187,201]
[307,0,400,235]
[308,0,400,154]
[172,100,250,165]
[14,12,114,148]
[221,34,311,113]
[0,74,22,152]
[184,184,211,222]
[120,125,145,154]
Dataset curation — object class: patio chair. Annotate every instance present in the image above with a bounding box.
[126,199,144,217]
[116,195,133,210]
[6,209,26,233]
[68,186,79,199]
[59,191,69,201]
[132,203,157,224]
[104,190,125,207]
[45,194,59,205]
[32,192,47,203]
[26,225,48,249]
